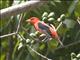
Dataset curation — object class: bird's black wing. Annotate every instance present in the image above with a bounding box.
[38,22,51,35]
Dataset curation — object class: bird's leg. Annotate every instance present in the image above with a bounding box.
[42,30,51,42]
[42,35,49,42]
[43,37,50,42]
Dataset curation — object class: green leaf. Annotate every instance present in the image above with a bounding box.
[75,1,80,17]
[48,39,58,49]
[63,19,76,29]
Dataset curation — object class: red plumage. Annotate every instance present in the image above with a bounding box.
[26,17,63,46]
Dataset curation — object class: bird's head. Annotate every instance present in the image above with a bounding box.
[26,17,40,24]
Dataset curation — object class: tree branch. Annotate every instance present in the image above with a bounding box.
[0,32,16,38]
[27,45,52,60]
[77,17,80,25]
[0,13,24,38]
[0,1,44,19]
[52,40,80,57]
[18,34,52,60]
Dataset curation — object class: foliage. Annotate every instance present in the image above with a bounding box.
[0,0,80,60]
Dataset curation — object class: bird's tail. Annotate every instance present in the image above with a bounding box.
[58,38,64,46]
[55,36,64,46]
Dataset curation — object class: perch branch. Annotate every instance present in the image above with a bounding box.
[18,34,52,60]
[27,45,52,60]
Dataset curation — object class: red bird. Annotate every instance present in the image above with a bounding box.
[26,17,63,46]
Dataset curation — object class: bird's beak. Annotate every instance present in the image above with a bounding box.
[26,19,31,22]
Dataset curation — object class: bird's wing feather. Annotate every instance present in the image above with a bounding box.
[38,22,51,35]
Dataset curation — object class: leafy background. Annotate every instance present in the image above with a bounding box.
[0,0,80,60]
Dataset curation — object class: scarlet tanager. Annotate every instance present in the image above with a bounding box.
[26,17,63,46]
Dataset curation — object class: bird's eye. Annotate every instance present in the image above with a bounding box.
[31,19,33,20]
[31,18,34,20]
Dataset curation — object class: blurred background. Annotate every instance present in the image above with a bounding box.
[0,0,80,60]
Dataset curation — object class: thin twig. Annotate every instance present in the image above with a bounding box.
[77,17,80,25]
[56,22,62,31]
[27,45,52,60]
[18,34,52,60]
[0,17,13,32]
[50,24,56,31]
[50,22,62,31]
[53,40,80,57]
[0,32,16,38]
[16,15,22,33]
[0,13,24,38]
[16,13,24,33]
